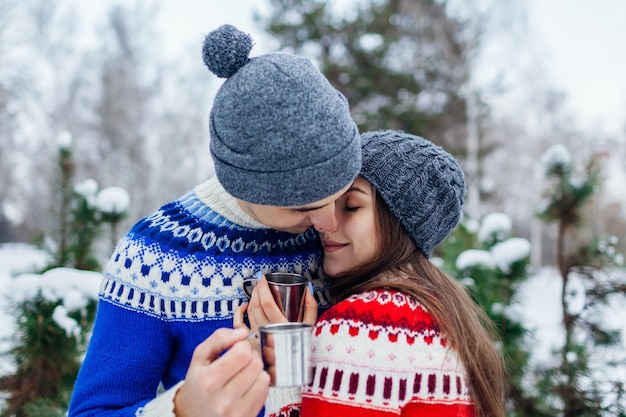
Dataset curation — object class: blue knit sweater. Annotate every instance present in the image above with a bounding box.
[68,178,330,417]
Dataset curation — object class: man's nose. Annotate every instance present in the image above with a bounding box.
[311,205,337,233]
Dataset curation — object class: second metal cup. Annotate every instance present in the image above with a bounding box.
[259,322,312,387]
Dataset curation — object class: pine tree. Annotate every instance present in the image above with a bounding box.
[0,293,96,417]
[54,132,75,267]
[535,144,626,416]
[0,133,129,416]
[41,133,104,271]
[441,214,543,416]
[259,0,474,154]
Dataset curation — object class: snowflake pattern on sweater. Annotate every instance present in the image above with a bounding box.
[68,178,330,417]
[100,188,328,320]
[266,289,475,417]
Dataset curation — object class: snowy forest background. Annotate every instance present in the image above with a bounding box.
[1,0,625,416]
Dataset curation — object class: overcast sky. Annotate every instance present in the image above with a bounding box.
[526,0,626,136]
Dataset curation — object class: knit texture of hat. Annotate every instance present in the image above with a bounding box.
[202,24,361,206]
[360,130,466,258]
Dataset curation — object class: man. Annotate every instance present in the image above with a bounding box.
[68,25,361,417]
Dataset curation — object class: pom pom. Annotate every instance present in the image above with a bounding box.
[202,24,253,78]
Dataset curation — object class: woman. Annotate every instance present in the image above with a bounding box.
[264,130,506,417]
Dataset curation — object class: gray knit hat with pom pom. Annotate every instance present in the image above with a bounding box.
[360,130,466,258]
[202,24,361,206]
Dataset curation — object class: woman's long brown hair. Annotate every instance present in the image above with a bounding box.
[330,190,506,417]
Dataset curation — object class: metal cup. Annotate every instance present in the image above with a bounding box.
[243,272,308,322]
[259,322,312,387]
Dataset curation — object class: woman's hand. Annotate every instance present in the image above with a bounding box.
[302,284,318,325]
[244,276,319,327]
[245,276,288,330]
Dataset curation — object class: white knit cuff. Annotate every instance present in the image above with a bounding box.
[135,381,185,417]
[264,386,301,417]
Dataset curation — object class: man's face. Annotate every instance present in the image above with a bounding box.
[237,183,351,234]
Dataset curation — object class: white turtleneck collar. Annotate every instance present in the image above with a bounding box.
[194,177,269,229]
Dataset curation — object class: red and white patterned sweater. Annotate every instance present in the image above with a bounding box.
[265,289,475,417]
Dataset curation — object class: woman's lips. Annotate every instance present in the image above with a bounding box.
[322,240,346,253]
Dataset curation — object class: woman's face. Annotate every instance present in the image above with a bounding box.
[319,176,378,277]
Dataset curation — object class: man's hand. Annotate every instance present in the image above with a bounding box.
[174,328,270,417]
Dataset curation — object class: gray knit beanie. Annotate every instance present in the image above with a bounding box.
[360,130,466,258]
[202,25,361,206]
